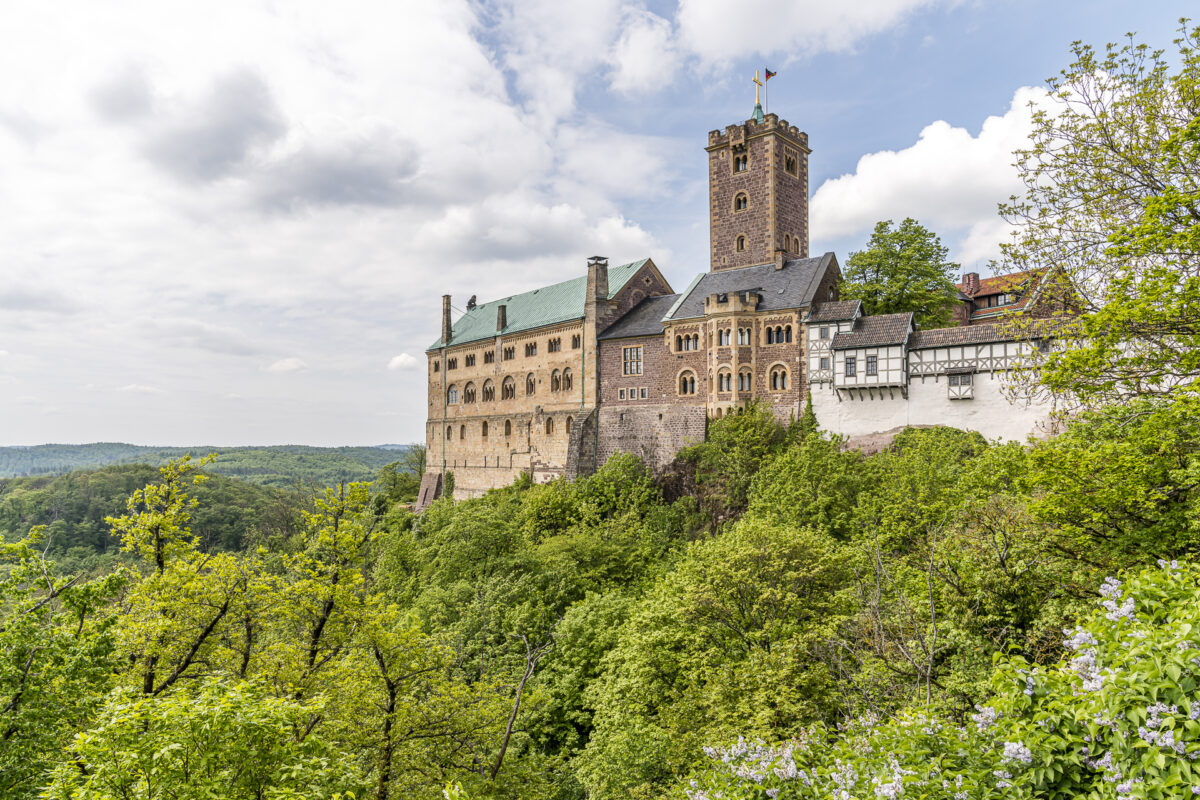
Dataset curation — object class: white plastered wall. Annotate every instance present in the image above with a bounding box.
[811,369,1054,442]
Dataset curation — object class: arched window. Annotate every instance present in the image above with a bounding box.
[679,371,697,396]
[551,369,561,392]
[566,416,573,435]
[463,382,476,403]
[447,384,459,403]
[785,325,793,343]
[446,425,452,439]
[526,373,535,395]
[718,371,732,392]
[734,154,748,172]
[770,367,789,391]
[733,193,748,212]
[692,334,699,350]
[676,335,683,352]
[715,407,724,419]
[504,419,512,437]
[482,420,488,438]
[736,236,746,252]
[562,368,573,391]
[571,334,581,348]
[739,370,752,392]
[784,234,791,252]
[766,328,774,344]
[482,380,495,402]
[502,377,515,400]
[459,424,466,439]
[545,417,555,435]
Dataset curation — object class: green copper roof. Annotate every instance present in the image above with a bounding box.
[427,258,650,351]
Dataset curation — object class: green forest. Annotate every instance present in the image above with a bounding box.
[2,21,1199,800]
[0,443,411,487]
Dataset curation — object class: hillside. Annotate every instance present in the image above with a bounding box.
[0,443,414,487]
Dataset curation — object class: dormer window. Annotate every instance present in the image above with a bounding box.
[734,193,748,212]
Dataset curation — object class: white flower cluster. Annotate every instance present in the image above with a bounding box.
[1002,741,1034,764]
[696,737,811,799]
[1158,558,1180,572]
[970,704,998,731]
[830,759,858,800]
[1138,702,1187,754]
[871,755,912,799]
[1067,642,1107,692]
[1099,577,1137,622]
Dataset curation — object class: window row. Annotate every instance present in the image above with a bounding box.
[843,355,879,378]
[446,370,573,404]
[441,335,583,370]
[444,416,574,440]
[618,387,649,400]
[677,325,794,351]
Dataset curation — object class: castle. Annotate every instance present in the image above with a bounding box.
[416,101,1056,507]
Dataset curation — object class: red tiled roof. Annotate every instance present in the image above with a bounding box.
[956,269,1042,297]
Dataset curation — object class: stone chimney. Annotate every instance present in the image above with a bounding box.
[774,248,786,271]
[497,303,507,331]
[963,272,981,295]
[586,255,609,301]
[441,294,452,345]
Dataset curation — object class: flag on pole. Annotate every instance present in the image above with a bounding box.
[765,68,777,80]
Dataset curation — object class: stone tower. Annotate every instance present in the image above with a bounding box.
[706,111,810,272]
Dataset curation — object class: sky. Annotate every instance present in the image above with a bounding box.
[0,0,1192,447]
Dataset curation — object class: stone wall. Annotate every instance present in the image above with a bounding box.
[596,404,708,474]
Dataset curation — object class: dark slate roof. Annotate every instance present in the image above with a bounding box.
[831,312,913,350]
[663,252,837,321]
[599,294,680,340]
[428,259,650,350]
[805,299,862,323]
[907,323,1015,349]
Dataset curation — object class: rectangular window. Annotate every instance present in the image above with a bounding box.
[819,357,829,370]
[866,355,878,376]
[845,357,857,377]
[619,389,626,400]
[623,346,643,375]
[640,387,647,399]
[820,327,829,340]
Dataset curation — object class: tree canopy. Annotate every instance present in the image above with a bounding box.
[1003,21,1200,407]
[840,218,960,328]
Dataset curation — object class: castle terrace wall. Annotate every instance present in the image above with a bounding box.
[810,370,1054,444]
[597,404,708,474]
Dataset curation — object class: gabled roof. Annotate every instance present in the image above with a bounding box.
[428,259,650,350]
[599,294,680,340]
[805,299,862,323]
[908,323,1014,349]
[831,312,913,350]
[663,252,837,321]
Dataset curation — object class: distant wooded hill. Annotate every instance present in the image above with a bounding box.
[0,443,414,487]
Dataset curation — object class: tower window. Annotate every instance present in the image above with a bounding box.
[433,362,440,373]
[733,154,748,172]
[678,371,697,396]
[736,236,746,252]
[785,153,798,176]
[733,193,748,212]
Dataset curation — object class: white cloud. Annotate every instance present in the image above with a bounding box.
[267,357,308,373]
[811,86,1049,263]
[118,384,164,394]
[676,0,957,65]
[388,353,418,370]
[0,350,8,357]
[608,9,679,95]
